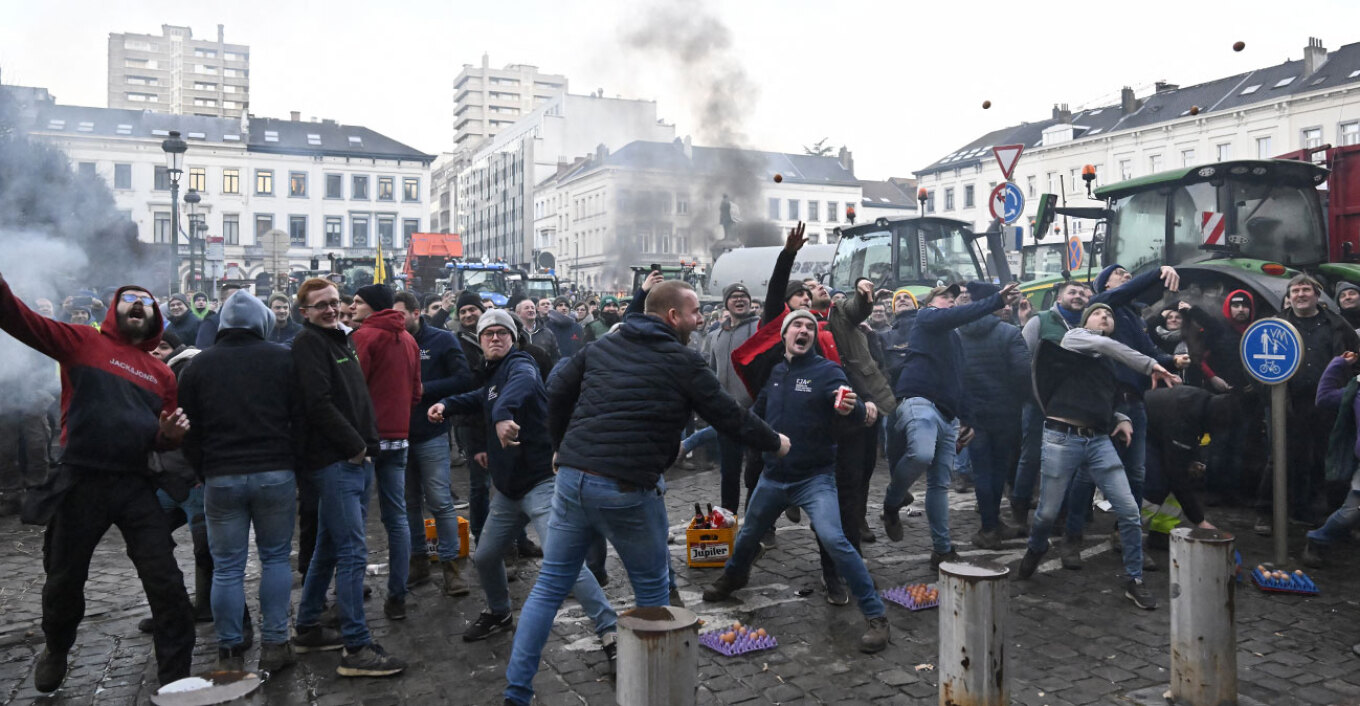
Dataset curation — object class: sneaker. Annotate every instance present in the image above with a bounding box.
[337,642,406,677]
[785,506,802,523]
[823,575,850,606]
[951,476,973,494]
[442,560,470,597]
[1124,578,1158,610]
[293,625,343,653]
[258,641,297,673]
[383,597,406,621]
[454,499,471,511]
[1302,540,1326,569]
[408,556,431,588]
[1254,515,1272,537]
[1060,537,1084,570]
[759,529,778,550]
[215,644,246,672]
[972,529,1003,550]
[462,611,513,642]
[318,604,340,629]
[929,549,960,570]
[34,648,66,693]
[859,616,890,653]
[702,572,748,602]
[669,586,686,607]
[1017,547,1043,579]
[602,631,618,675]
[516,539,544,559]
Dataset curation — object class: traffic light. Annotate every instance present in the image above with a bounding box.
[1033,193,1057,241]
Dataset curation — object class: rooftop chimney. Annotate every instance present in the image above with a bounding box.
[839,146,854,175]
[682,135,692,160]
[1051,103,1072,123]
[1154,81,1179,93]
[290,110,301,122]
[1304,37,1328,75]
[1120,86,1141,115]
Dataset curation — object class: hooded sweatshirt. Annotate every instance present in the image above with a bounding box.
[352,308,422,440]
[0,281,176,473]
[178,291,298,477]
[1090,264,1175,394]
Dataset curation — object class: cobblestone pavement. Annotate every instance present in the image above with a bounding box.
[1,456,1359,705]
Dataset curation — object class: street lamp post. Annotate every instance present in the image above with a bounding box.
[161,131,187,294]
[183,188,201,291]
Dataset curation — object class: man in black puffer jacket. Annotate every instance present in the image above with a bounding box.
[502,280,788,706]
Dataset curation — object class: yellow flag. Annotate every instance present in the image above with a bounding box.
[373,236,387,284]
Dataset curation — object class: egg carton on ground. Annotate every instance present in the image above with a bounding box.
[699,628,777,656]
[881,583,940,611]
[1250,567,1319,595]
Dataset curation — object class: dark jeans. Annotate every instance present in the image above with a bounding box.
[972,424,1021,532]
[154,486,212,570]
[1258,398,1333,519]
[1011,401,1043,507]
[718,435,745,513]
[819,421,876,582]
[296,467,320,579]
[43,470,194,685]
[1144,442,1206,525]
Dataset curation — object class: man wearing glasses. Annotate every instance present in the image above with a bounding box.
[289,278,406,677]
[0,276,194,692]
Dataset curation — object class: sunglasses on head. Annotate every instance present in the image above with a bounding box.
[121,293,155,306]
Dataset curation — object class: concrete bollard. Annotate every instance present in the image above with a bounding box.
[1169,527,1238,706]
[938,560,1009,706]
[615,605,699,706]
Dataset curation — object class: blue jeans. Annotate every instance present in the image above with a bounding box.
[504,467,670,705]
[475,480,617,636]
[728,473,884,618]
[1028,427,1144,580]
[884,397,958,553]
[204,470,296,647]
[404,436,461,562]
[1012,401,1043,507]
[1308,467,1360,545]
[365,448,409,601]
[1065,400,1146,538]
[296,461,371,649]
[971,426,1019,532]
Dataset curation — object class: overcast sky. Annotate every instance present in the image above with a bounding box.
[2,0,1356,179]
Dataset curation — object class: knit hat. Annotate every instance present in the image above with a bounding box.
[1228,291,1252,307]
[785,280,812,302]
[891,287,919,313]
[1337,282,1360,299]
[553,296,571,308]
[723,283,751,302]
[1080,302,1114,328]
[160,330,182,349]
[455,290,484,313]
[354,284,394,312]
[169,293,191,307]
[506,293,528,312]
[965,281,1000,300]
[601,295,619,307]
[476,308,517,337]
[1094,263,1124,294]
[781,309,819,337]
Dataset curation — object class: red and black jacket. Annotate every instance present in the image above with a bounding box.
[0,282,176,473]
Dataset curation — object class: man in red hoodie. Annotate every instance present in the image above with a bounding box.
[351,284,422,619]
[0,274,194,692]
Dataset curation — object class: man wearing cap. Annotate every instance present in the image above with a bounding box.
[705,282,761,512]
[583,296,621,342]
[881,280,1021,570]
[703,309,890,652]
[426,309,618,661]
[1019,302,1179,610]
[351,283,422,621]
[879,287,919,386]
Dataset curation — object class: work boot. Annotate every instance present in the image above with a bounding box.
[292,625,343,653]
[1010,499,1031,531]
[702,572,748,602]
[759,529,778,550]
[194,565,214,622]
[1142,549,1159,572]
[972,529,1003,550]
[408,555,431,587]
[215,644,247,672]
[462,610,513,642]
[997,519,1028,539]
[1302,540,1326,568]
[1017,547,1044,579]
[929,549,960,570]
[259,641,297,673]
[34,648,67,693]
[882,505,904,542]
[442,560,470,597]
[859,616,890,653]
[859,516,876,544]
[669,586,686,607]
[1060,536,1084,570]
[516,538,544,559]
[383,597,406,621]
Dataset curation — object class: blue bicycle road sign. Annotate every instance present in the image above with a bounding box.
[1240,318,1303,385]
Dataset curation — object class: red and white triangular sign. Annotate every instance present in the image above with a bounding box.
[993,144,1025,181]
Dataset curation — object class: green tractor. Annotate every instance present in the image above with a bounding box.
[1033,159,1336,315]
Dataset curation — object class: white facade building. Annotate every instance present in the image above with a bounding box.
[917,37,1360,260]
[457,92,677,270]
[537,139,861,293]
[21,93,432,293]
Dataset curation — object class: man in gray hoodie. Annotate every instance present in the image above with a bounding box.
[704,283,760,512]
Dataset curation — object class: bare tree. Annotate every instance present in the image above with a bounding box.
[803,138,833,157]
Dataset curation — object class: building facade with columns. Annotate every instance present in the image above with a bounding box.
[16,90,432,293]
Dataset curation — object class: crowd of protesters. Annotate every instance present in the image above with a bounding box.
[8,221,1360,703]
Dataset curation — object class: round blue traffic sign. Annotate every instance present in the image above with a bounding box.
[1240,318,1304,384]
[989,182,1026,225]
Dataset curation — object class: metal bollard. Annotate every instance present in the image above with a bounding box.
[615,605,699,706]
[938,560,1009,706]
[1169,527,1237,706]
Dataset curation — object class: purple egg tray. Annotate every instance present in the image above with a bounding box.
[699,629,778,656]
[1250,568,1319,595]
[881,584,939,611]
